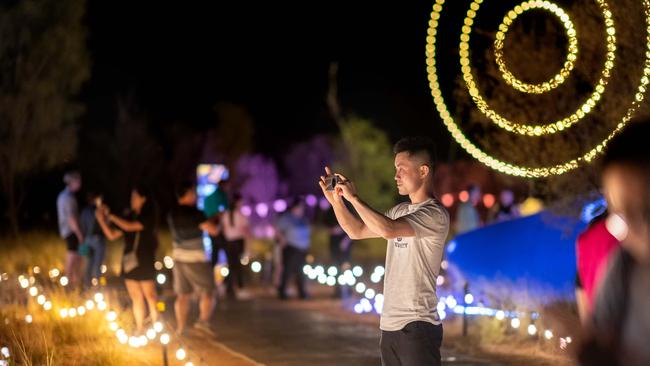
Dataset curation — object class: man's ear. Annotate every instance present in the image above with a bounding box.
[419,164,430,179]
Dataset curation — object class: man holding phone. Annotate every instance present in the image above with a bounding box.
[319,137,449,366]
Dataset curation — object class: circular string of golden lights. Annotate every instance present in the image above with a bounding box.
[426,0,650,177]
[494,1,579,94]
[460,0,617,136]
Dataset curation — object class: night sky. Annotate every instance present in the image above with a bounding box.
[81,1,452,156]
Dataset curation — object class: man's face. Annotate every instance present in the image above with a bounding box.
[394,152,426,196]
[69,178,81,192]
[603,164,650,263]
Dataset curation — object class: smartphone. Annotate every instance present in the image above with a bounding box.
[324,175,339,191]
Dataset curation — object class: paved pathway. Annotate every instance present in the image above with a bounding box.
[197,292,497,366]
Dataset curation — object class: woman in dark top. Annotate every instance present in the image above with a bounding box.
[97,185,159,333]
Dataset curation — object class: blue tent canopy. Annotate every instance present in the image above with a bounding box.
[446,212,587,300]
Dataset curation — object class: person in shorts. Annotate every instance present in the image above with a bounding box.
[168,181,218,335]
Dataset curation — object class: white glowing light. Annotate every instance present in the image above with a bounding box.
[355,283,367,294]
[50,268,60,278]
[370,273,382,283]
[118,333,128,344]
[77,306,86,316]
[110,322,119,331]
[160,333,170,345]
[511,318,521,329]
[446,296,457,309]
[437,302,446,313]
[128,336,139,348]
[25,315,33,324]
[36,295,46,305]
[314,266,325,275]
[97,301,107,311]
[154,322,164,333]
[352,266,363,277]
[176,348,187,360]
[146,329,157,340]
[94,293,104,303]
[364,289,376,300]
[251,261,262,273]
[19,278,29,289]
[354,304,363,314]
[1,346,10,358]
[495,310,505,321]
[439,309,447,320]
[327,266,338,276]
[157,273,167,285]
[220,267,230,277]
[441,260,449,270]
[361,298,372,313]
[544,330,553,340]
[566,337,572,344]
[138,336,148,347]
[317,274,327,284]
[528,324,538,336]
[85,300,95,310]
[59,276,69,287]
[375,294,384,303]
[337,275,346,286]
[106,311,117,322]
[255,203,269,218]
[164,256,174,269]
[303,265,312,275]
[464,294,474,305]
[374,266,385,276]
[43,301,52,311]
[69,308,77,318]
[185,362,195,366]
[100,264,108,274]
[436,276,445,286]
[28,287,38,297]
[326,276,336,287]
[33,266,41,274]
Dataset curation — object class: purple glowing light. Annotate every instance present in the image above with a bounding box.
[273,199,287,212]
[305,194,317,207]
[319,197,330,210]
[255,203,269,218]
[241,205,252,217]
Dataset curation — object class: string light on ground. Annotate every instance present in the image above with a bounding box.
[511,318,521,329]
[495,310,505,321]
[154,322,164,333]
[464,294,474,305]
[544,329,554,340]
[43,301,52,311]
[528,324,538,336]
[59,276,69,287]
[156,273,166,285]
[176,348,187,360]
[251,261,262,273]
[426,0,650,176]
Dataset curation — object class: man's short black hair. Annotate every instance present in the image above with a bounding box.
[174,181,196,199]
[602,120,650,172]
[393,136,437,166]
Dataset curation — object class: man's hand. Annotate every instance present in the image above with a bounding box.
[319,166,343,205]
[334,173,358,202]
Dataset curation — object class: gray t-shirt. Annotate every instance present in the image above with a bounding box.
[56,188,78,239]
[591,249,650,365]
[380,198,450,331]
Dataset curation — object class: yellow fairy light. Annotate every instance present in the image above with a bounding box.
[494,0,578,94]
[425,0,650,177]
[460,0,616,136]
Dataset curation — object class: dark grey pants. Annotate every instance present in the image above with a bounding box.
[380,321,443,366]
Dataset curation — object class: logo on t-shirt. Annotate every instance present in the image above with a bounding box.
[394,237,408,248]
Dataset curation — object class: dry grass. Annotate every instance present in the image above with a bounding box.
[0,284,160,366]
